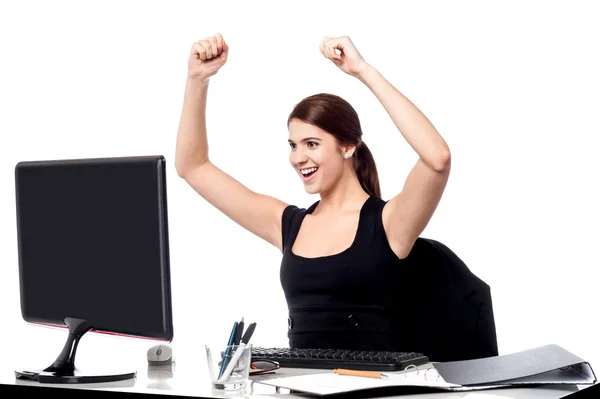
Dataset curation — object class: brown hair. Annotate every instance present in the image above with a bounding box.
[287,93,381,198]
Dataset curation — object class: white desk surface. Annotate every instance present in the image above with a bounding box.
[4,353,594,398]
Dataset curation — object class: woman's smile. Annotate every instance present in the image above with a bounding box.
[300,167,319,182]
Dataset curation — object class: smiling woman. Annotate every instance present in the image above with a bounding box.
[174,33,496,358]
[287,93,380,199]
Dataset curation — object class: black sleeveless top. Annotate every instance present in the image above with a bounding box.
[279,195,404,351]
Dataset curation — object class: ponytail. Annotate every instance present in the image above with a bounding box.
[352,141,381,198]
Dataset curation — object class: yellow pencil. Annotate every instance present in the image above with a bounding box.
[333,369,387,379]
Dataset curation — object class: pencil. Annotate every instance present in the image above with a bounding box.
[333,369,386,379]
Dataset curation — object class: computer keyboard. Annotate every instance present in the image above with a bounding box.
[251,347,429,371]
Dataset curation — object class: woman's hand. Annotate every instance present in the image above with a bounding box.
[188,33,229,81]
[319,36,370,78]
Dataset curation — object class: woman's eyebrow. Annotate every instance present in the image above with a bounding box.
[288,137,322,143]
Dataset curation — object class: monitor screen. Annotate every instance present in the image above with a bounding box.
[15,155,173,342]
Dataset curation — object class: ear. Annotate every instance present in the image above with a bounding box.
[341,144,357,158]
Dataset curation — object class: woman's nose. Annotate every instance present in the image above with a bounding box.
[290,148,308,165]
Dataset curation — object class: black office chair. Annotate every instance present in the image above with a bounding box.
[391,237,499,362]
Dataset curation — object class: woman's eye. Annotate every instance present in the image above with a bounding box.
[307,141,319,148]
[289,143,296,149]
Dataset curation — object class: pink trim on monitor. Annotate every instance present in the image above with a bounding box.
[28,322,171,342]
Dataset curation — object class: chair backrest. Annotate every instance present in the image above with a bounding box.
[391,237,499,362]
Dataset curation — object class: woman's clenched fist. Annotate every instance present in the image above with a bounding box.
[188,33,229,80]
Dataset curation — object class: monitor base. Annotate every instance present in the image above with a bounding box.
[15,317,136,384]
[15,368,136,384]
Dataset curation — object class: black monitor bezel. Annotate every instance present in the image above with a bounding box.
[14,155,174,343]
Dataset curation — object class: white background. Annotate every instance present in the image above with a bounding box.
[1,0,599,383]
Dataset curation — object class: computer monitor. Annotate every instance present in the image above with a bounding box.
[13,155,173,384]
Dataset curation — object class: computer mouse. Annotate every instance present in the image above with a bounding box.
[147,344,174,366]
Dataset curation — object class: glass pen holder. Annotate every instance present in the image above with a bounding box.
[205,344,252,391]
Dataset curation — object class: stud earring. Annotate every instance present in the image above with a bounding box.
[344,153,351,159]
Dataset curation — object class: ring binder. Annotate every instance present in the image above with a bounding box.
[401,364,441,382]
[424,367,440,381]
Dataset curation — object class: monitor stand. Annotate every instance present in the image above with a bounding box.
[15,317,137,384]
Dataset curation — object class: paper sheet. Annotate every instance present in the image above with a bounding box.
[256,369,460,396]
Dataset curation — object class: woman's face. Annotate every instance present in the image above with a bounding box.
[288,119,347,195]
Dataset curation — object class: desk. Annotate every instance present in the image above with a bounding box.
[3,356,594,398]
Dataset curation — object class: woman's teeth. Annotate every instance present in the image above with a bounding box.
[301,167,318,176]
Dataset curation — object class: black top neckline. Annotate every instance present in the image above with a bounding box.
[288,195,375,261]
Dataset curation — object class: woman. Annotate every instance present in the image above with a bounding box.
[175,33,451,352]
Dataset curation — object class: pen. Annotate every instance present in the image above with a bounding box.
[234,318,244,345]
[218,321,238,379]
[242,322,256,342]
[217,322,257,383]
[333,369,388,379]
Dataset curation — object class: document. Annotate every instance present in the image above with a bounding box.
[254,344,596,396]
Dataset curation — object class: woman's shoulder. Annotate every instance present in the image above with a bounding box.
[283,199,320,218]
[282,203,302,224]
[280,200,319,251]
[370,195,388,207]
[282,200,315,228]
[361,195,388,217]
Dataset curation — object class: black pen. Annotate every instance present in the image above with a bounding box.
[235,317,245,345]
[241,322,256,344]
